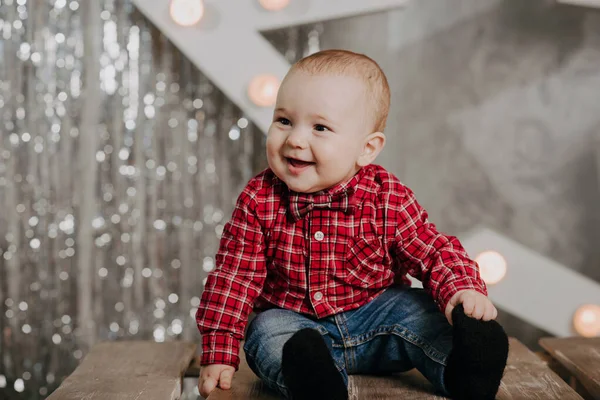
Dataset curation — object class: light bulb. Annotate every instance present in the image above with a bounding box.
[248,74,280,107]
[475,251,507,285]
[259,0,290,11]
[170,0,204,27]
[573,304,600,337]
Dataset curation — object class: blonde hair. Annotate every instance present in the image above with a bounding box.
[290,49,390,132]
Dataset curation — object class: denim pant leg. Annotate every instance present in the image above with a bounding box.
[244,308,348,399]
[337,286,453,395]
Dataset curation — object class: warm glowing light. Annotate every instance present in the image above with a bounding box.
[573,304,600,337]
[169,0,204,27]
[259,0,290,11]
[248,74,280,107]
[475,251,507,285]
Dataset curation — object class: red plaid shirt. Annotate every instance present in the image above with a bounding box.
[196,164,486,368]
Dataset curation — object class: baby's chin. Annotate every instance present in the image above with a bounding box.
[280,176,324,194]
[283,180,318,194]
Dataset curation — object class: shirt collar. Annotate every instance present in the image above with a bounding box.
[283,168,366,221]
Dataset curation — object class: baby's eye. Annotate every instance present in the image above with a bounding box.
[314,124,329,132]
[277,117,291,126]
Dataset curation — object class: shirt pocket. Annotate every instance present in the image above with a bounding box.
[342,236,389,288]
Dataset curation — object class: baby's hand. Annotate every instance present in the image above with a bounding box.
[198,364,236,398]
[444,290,497,325]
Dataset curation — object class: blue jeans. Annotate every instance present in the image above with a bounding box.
[243,286,453,398]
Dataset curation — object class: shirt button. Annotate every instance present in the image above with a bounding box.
[313,291,323,301]
[314,231,324,241]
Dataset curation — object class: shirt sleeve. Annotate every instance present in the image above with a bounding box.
[390,186,487,313]
[196,186,267,369]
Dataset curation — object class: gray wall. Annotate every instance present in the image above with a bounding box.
[320,0,600,347]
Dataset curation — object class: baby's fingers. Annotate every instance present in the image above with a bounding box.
[199,376,217,398]
[471,299,485,320]
[462,295,476,316]
[219,368,234,390]
[483,304,498,321]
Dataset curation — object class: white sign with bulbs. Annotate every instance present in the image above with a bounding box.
[407,227,600,337]
[461,227,600,338]
[131,0,409,133]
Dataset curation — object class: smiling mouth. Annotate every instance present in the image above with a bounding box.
[286,157,315,169]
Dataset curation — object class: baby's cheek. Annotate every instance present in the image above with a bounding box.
[265,142,279,161]
[265,132,280,150]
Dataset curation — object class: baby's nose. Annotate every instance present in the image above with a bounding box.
[286,129,309,148]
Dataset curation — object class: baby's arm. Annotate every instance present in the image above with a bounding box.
[196,185,267,394]
[389,186,489,323]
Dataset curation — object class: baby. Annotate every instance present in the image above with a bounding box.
[196,49,508,400]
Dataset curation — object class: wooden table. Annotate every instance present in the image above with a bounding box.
[540,337,600,400]
[46,338,583,399]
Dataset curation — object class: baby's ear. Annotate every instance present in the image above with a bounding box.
[357,132,385,167]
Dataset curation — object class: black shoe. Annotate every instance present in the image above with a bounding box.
[444,304,509,400]
[282,328,348,400]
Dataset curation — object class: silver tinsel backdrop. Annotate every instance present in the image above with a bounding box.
[0,0,319,398]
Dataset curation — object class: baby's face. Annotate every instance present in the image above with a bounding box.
[266,71,371,193]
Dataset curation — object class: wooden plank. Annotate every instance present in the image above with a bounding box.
[48,340,197,400]
[495,339,582,399]
[350,339,581,399]
[349,371,445,400]
[540,337,600,399]
[199,338,580,399]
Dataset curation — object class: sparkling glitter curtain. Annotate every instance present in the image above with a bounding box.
[0,0,321,397]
